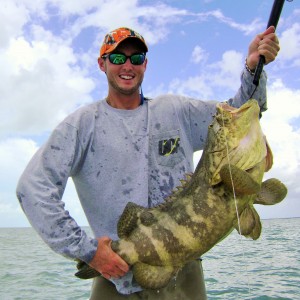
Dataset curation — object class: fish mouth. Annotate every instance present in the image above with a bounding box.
[217,99,260,120]
[208,99,271,185]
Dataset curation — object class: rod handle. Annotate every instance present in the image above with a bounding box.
[253,0,285,86]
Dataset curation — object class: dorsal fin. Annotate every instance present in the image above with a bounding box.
[117,202,145,238]
[166,172,194,200]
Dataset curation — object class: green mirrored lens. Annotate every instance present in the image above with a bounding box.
[130,54,145,65]
[109,54,126,64]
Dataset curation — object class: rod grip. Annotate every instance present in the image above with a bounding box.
[253,0,285,86]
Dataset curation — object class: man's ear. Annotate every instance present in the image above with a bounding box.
[144,57,148,71]
[98,57,106,73]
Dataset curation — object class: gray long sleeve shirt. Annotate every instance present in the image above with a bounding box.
[16,69,267,266]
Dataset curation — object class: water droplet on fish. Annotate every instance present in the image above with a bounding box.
[174,275,177,289]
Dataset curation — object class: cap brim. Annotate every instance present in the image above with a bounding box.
[104,37,148,55]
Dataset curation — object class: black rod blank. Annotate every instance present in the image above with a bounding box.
[253,0,285,86]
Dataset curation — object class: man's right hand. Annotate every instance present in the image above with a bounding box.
[88,236,129,280]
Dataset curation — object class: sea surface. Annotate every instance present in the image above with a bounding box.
[0,218,299,300]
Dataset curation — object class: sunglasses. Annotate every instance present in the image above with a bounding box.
[102,53,146,65]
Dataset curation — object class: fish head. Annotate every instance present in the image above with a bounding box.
[204,99,273,185]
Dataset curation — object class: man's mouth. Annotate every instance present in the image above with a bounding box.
[120,75,134,80]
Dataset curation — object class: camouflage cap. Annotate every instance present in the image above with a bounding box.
[100,27,148,57]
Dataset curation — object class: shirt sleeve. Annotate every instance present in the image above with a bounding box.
[227,68,268,112]
[185,68,268,152]
[16,121,98,263]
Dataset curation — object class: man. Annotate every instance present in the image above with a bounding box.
[17,27,280,299]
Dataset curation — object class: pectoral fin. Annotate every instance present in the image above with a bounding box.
[74,260,100,279]
[133,262,179,290]
[220,164,260,195]
[246,206,262,240]
[235,205,261,240]
[255,178,287,205]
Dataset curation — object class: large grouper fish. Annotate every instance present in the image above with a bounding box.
[75,99,287,289]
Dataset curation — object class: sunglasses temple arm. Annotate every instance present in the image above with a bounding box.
[140,86,144,105]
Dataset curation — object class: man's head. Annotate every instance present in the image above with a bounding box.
[98,27,148,102]
[100,27,148,58]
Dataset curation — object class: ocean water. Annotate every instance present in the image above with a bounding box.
[0,218,299,300]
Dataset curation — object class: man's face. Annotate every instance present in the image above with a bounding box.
[99,40,147,96]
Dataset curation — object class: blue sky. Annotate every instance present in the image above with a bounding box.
[1,0,299,227]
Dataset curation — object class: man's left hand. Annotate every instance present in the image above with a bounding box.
[246,26,280,71]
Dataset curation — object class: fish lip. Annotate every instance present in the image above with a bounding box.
[217,99,259,115]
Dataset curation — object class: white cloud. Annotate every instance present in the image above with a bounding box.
[169,75,214,99]
[194,10,264,36]
[66,0,189,48]
[48,0,102,16]
[209,50,243,89]
[193,150,203,168]
[0,138,38,176]
[191,45,207,64]
[0,1,29,48]
[0,138,38,227]
[278,23,300,66]
[259,80,300,219]
[168,50,243,98]
[263,79,300,122]
[0,28,95,137]
[261,80,300,176]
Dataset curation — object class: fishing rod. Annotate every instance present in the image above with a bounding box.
[253,0,293,86]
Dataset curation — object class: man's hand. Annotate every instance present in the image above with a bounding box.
[246,26,280,71]
[89,236,129,280]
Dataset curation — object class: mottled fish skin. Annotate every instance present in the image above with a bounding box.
[75,99,287,289]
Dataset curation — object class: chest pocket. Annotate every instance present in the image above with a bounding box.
[153,129,184,167]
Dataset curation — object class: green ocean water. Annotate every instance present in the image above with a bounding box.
[0,218,299,300]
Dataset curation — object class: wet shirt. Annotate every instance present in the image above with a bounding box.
[16,69,267,293]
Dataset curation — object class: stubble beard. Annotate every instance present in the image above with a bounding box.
[108,75,144,96]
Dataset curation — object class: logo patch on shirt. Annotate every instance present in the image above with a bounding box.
[158,137,180,156]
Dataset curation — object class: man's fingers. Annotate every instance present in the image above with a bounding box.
[107,241,129,273]
[261,26,276,37]
[90,236,130,279]
[258,34,280,64]
[101,263,128,279]
[101,253,129,277]
[116,257,130,273]
[102,272,111,280]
